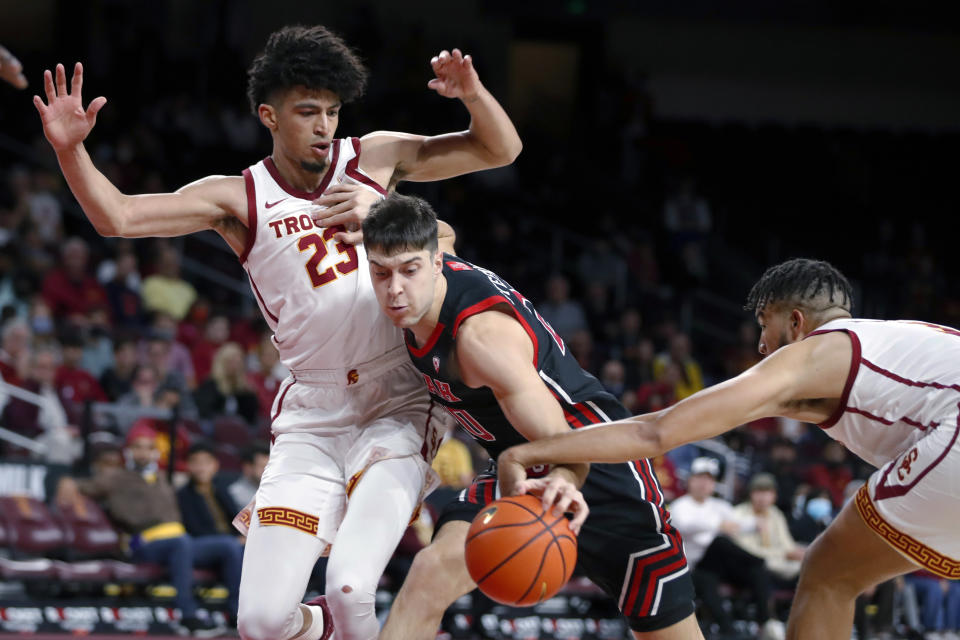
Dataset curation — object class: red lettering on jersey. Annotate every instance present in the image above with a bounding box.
[446,260,473,271]
[435,380,462,403]
[299,214,314,231]
[269,220,284,238]
[284,217,300,235]
[420,373,461,403]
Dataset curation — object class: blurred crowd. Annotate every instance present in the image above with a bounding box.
[1,13,958,639]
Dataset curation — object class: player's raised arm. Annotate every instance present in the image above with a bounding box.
[358,49,522,186]
[498,331,852,495]
[34,63,242,241]
[455,310,589,532]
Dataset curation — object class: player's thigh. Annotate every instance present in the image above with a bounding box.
[799,493,918,596]
[239,508,327,609]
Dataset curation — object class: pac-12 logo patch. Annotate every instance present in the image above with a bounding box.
[433,356,440,373]
[446,260,473,271]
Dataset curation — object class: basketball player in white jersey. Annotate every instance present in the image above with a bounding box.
[34,25,521,640]
[498,258,960,640]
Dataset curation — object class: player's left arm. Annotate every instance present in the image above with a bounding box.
[456,310,589,532]
[498,332,852,494]
[358,49,522,186]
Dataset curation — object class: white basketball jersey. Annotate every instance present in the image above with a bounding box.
[240,137,402,372]
[811,318,960,467]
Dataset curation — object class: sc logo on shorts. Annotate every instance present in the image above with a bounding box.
[897,447,919,481]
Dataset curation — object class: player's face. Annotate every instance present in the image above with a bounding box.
[755,304,798,356]
[368,248,441,328]
[265,87,341,173]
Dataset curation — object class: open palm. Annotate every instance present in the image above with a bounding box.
[33,62,107,151]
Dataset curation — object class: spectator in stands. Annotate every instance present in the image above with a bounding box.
[27,297,56,343]
[103,249,146,329]
[653,332,704,400]
[57,426,226,636]
[144,311,197,390]
[141,244,197,321]
[582,281,618,343]
[663,176,712,245]
[55,330,108,408]
[731,473,806,582]
[670,457,781,640]
[537,274,588,342]
[2,346,76,458]
[756,436,803,514]
[246,331,285,423]
[80,306,115,377]
[790,487,834,544]
[228,441,270,509]
[100,337,139,401]
[40,237,109,327]
[191,314,230,383]
[805,439,854,509]
[193,342,258,426]
[177,441,244,622]
[598,359,627,399]
[723,320,763,379]
[0,317,30,386]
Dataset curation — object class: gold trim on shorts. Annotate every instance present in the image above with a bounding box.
[855,484,960,579]
[257,506,319,536]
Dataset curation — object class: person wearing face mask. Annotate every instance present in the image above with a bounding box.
[56,427,227,637]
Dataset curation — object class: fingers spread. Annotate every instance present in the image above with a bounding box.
[55,63,67,96]
[71,62,83,95]
[43,69,55,102]
[32,95,46,115]
[86,96,107,118]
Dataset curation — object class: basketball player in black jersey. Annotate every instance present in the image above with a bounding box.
[362,194,703,640]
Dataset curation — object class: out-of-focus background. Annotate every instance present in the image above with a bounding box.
[1,2,958,638]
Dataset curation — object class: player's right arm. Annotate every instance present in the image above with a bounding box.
[34,63,243,241]
[456,309,589,532]
[498,331,852,495]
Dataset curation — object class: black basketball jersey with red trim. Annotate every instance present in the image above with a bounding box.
[405,254,669,513]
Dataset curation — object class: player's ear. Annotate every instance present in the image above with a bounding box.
[790,308,804,337]
[258,103,278,130]
[433,248,443,275]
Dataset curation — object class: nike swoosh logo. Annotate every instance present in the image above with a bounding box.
[265,198,287,209]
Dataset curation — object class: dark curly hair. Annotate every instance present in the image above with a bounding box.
[363,194,439,257]
[745,258,853,313]
[246,25,368,114]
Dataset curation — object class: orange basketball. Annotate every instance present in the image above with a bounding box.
[464,494,578,606]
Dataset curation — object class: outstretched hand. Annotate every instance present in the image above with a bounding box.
[0,45,28,89]
[33,62,107,151]
[427,49,482,101]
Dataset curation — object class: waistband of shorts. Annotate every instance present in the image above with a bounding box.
[289,345,410,386]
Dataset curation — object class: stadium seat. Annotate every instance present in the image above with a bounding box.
[0,495,67,556]
[213,416,252,447]
[0,557,56,580]
[55,495,121,557]
[214,443,243,472]
[53,559,114,582]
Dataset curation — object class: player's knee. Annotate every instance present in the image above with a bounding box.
[237,605,297,640]
[406,544,458,598]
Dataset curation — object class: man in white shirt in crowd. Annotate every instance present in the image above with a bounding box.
[670,457,783,640]
[731,472,806,582]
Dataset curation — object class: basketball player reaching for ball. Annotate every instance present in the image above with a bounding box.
[498,258,960,640]
[363,194,704,640]
[34,27,521,640]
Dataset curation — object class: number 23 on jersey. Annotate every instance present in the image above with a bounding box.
[297,224,359,288]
